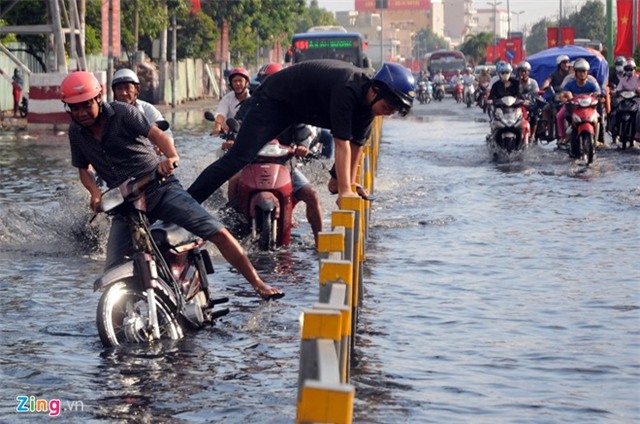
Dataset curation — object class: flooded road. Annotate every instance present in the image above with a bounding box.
[0,100,638,423]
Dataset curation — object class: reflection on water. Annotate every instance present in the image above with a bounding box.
[1,107,638,423]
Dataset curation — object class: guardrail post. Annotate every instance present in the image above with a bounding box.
[319,260,353,381]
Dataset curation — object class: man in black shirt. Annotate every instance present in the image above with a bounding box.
[188,60,415,207]
[61,71,282,300]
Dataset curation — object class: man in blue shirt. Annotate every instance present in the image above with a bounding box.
[556,58,602,146]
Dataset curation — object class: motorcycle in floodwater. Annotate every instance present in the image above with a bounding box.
[487,96,527,159]
[453,81,463,103]
[566,93,601,165]
[476,81,490,114]
[463,81,475,108]
[206,114,297,251]
[417,80,431,104]
[434,82,445,102]
[93,168,229,347]
[535,87,562,142]
[614,91,638,150]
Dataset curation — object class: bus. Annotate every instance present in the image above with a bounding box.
[424,49,466,81]
[285,27,371,69]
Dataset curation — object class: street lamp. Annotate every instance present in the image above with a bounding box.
[487,1,502,60]
[511,10,524,33]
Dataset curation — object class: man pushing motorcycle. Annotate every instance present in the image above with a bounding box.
[61,71,282,300]
[187,59,415,208]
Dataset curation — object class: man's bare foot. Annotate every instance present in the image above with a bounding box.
[254,283,284,300]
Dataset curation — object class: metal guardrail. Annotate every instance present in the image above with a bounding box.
[296,117,382,424]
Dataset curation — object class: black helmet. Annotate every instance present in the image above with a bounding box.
[372,63,416,116]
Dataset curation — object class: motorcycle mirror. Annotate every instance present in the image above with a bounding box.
[226,118,241,133]
[155,120,170,131]
[295,124,313,141]
[204,111,216,122]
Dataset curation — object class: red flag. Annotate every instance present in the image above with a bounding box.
[191,0,201,12]
[561,27,575,46]
[485,45,495,63]
[547,27,559,48]
[614,0,634,57]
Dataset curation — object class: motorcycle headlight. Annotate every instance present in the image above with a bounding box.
[258,142,290,158]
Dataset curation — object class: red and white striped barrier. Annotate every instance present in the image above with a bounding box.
[28,72,106,129]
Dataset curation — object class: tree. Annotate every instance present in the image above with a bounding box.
[201,0,305,66]
[459,32,493,65]
[413,28,449,57]
[294,0,337,34]
[525,19,552,55]
[567,0,606,43]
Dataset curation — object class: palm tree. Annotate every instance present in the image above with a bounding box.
[459,32,494,65]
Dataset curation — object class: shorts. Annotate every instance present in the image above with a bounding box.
[105,178,223,270]
[292,168,310,195]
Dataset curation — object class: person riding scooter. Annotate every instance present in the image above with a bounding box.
[556,58,604,147]
[224,63,324,246]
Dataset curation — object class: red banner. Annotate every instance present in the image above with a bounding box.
[614,0,637,57]
[486,45,495,63]
[192,0,201,12]
[355,0,431,11]
[561,27,575,46]
[101,0,121,57]
[547,27,559,48]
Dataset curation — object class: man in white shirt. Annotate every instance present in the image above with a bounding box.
[210,68,251,136]
[111,68,173,143]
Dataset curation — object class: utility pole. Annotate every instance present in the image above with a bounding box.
[487,1,502,60]
[558,0,563,47]
[107,0,113,101]
[49,0,67,72]
[171,12,176,108]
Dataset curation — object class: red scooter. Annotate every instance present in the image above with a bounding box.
[567,93,600,165]
[453,81,463,103]
[206,114,297,250]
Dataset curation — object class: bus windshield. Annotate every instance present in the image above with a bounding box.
[289,33,366,68]
[429,57,466,72]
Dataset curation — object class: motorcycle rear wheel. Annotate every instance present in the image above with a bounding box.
[97,280,182,347]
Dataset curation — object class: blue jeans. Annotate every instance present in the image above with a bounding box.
[105,178,223,270]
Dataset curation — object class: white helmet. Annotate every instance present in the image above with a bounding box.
[573,58,590,72]
[556,54,570,65]
[112,68,140,88]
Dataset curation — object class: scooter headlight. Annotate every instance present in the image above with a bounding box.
[258,143,290,158]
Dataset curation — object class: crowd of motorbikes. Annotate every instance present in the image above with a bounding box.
[416,70,637,166]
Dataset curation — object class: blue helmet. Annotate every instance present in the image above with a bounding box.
[373,63,416,116]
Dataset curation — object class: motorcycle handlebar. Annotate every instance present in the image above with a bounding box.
[96,163,178,213]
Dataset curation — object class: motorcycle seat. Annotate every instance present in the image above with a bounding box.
[151,221,202,249]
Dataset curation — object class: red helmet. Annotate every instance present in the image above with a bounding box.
[257,63,283,82]
[61,71,102,104]
[228,67,250,85]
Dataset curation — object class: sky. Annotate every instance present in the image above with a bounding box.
[314,0,596,30]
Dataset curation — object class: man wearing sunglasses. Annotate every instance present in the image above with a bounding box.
[187,60,415,208]
[60,71,283,300]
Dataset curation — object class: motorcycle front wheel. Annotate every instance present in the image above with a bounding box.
[97,280,182,347]
[258,209,277,251]
[582,132,594,164]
